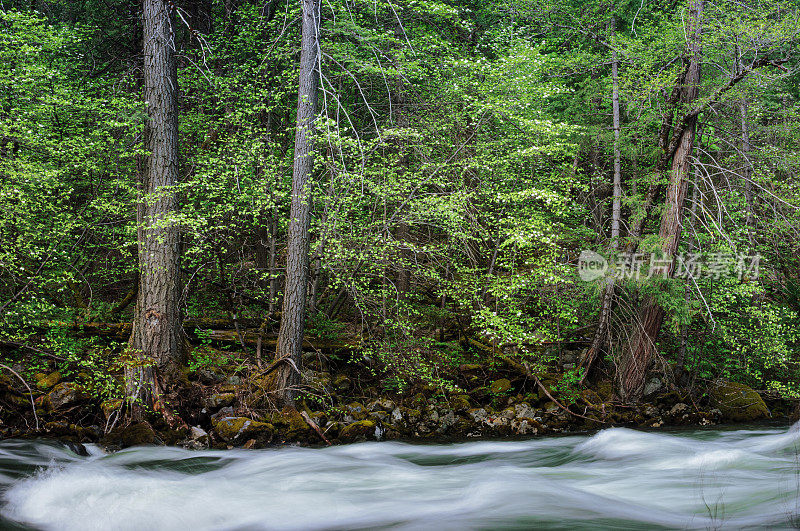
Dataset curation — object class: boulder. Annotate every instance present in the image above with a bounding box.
[333,374,351,393]
[709,380,770,422]
[212,416,274,444]
[338,420,376,443]
[47,382,83,410]
[490,379,512,395]
[103,422,162,448]
[206,393,236,409]
[643,377,663,397]
[36,371,62,391]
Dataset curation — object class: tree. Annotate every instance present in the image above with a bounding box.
[272,0,321,405]
[617,0,704,401]
[125,0,183,420]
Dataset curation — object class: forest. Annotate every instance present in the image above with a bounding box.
[1,0,800,449]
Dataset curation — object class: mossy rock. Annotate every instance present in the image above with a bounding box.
[212,416,274,443]
[46,382,84,410]
[206,392,236,409]
[490,379,512,395]
[333,374,352,392]
[283,408,314,440]
[709,380,770,422]
[103,422,162,448]
[36,371,62,391]
[449,394,472,413]
[338,420,376,443]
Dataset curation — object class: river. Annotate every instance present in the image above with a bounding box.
[1,423,798,529]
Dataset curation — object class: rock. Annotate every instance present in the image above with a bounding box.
[345,402,366,415]
[643,377,663,397]
[709,380,770,422]
[468,408,489,423]
[543,401,559,413]
[179,426,210,450]
[190,426,208,440]
[390,407,403,425]
[333,374,351,393]
[212,417,273,443]
[500,407,517,420]
[449,394,472,413]
[368,398,395,412]
[669,403,689,417]
[103,422,162,448]
[511,418,539,435]
[210,406,234,423]
[206,393,236,409]
[47,382,83,410]
[490,379,512,395]
[338,420,376,443]
[63,441,89,456]
[197,368,224,384]
[36,371,62,391]
[514,403,536,419]
[437,409,456,432]
[643,405,660,418]
[223,375,242,387]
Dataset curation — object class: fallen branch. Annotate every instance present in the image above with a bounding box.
[300,410,331,445]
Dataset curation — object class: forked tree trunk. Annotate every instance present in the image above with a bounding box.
[126,0,182,420]
[618,0,703,401]
[273,0,320,405]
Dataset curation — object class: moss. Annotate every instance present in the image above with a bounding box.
[103,422,161,448]
[36,371,62,391]
[338,420,376,443]
[283,408,313,440]
[490,379,512,394]
[450,394,472,412]
[709,380,770,421]
[213,416,274,443]
[207,393,236,409]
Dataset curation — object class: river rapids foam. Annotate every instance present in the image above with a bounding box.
[1,423,799,529]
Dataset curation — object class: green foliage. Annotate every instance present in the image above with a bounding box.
[1,0,799,403]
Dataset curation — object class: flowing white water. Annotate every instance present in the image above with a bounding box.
[1,423,799,530]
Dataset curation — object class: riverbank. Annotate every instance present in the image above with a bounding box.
[2,345,796,450]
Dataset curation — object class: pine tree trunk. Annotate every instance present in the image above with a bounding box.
[273,0,320,405]
[126,0,182,420]
[618,0,703,401]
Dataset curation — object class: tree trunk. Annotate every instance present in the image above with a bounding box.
[126,0,182,420]
[273,0,320,405]
[580,17,622,378]
[736,44,755,250]
[618,0,703,402]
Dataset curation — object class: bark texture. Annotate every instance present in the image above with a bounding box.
[618,0,703,401]
[273,0,320,404]
[126,0,182,419]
